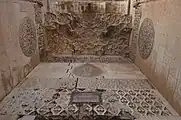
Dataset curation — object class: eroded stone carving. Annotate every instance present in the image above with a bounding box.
[138,18,155,59]
[44,2,132,57]
[19,17,37,57]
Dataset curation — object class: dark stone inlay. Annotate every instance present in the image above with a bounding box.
[70,92,102,104]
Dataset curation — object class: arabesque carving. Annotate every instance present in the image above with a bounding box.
[44,2,132,56]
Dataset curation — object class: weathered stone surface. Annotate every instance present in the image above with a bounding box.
[1,0,181,119]
[0,61,179,119]
[0,88,177,118]
[43,1,132,58]
[77,78,153,90]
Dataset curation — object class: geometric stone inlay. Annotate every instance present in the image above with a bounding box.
[93,105,106,115]
[19,17,37,57]
[66,104,78,114]
[138,18,155,59]
[0,88,177,118]
[72,63,103,77]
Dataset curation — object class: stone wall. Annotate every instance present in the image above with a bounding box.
[43,1,132,58]
[0,0,41,100]
[132,0,181,115]
[129,0,141,61]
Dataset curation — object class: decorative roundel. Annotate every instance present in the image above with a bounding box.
[138,18,155,59]
[19,17,37,57]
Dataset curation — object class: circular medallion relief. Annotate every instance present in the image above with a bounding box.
[19,17,37,57]
[138,18,155,59]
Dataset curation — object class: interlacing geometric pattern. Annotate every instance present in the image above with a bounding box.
[19,17,37,57]
[138,18,155,59]
[0,88,172,119]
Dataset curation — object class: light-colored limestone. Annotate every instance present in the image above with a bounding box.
[17,77,76,89]
[0,0,40,101]
[77,78,153,90]
[27,62,147,79]
[69,63,147,79]
[134,0,181,115]
[27,63,70,78]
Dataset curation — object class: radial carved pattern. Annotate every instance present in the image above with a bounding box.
[19,17,37,57]
[138,18,155,59]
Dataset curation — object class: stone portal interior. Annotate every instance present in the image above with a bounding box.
[0,0,181,120]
